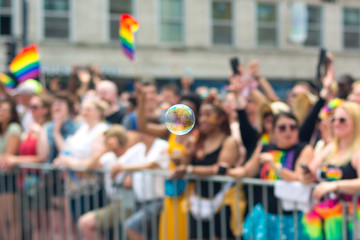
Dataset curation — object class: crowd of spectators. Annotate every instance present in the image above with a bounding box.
[0,56,360,240]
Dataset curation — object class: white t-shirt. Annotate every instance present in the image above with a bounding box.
[64,122,109,159]
[101,139,169,202]
[132,139,169,202]
[100,144,144,200]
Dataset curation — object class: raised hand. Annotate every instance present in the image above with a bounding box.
[247,60,260,79]
[134,82,145,99]
[77,69,91,84]
[322,66,335,89]
[53,111,66,133]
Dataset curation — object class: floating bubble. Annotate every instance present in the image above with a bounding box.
[165,104,195,135]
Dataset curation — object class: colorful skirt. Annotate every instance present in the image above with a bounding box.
[243,203,308,240]
[302,198,360,240]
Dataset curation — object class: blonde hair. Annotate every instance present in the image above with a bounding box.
[104,124,128,147]
[82,97,109,120]
[327,101,360,166]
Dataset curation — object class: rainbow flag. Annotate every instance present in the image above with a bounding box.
[0,72,16,89]
[9,44,40,82]
[119,14,139,61]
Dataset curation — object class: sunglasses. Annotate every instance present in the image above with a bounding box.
[29,105,41,110]
[276,124,298,132]
[331,117,347,124]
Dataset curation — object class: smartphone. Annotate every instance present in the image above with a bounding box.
[230,57,240,75]
[300,163,311,174]
[316,48,327,81]
[218,166,228,175]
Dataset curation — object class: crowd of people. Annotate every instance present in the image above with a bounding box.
[0,57,360,240]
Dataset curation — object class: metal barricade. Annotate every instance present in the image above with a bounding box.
[0,165,360,240]
[0,163,135,240]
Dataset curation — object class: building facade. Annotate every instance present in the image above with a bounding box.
[1,0,360,88]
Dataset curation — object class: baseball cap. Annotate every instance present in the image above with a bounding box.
[11,79,43,95]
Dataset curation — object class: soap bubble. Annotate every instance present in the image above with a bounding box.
[165,104,195,135]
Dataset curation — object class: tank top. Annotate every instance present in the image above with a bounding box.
[317,162,357,182]
[192,144,223,198]
[317,161,358,201]
[254,142,307,214]
[19,132,38,156]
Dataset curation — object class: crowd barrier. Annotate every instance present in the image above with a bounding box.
[0,163,359,240]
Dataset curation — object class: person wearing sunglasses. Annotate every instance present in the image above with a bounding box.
[301,101,360,240]
[228,111,313,240]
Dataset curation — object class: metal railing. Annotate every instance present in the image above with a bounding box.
[0,163,358,240]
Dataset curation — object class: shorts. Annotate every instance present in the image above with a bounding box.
[95,201,133,230]
[70,186,106,223]
[0,173,17,193]
[124,200,163,239]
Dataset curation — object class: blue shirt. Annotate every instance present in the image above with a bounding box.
[45,119,79,163]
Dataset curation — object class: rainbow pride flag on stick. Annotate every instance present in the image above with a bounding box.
[0,72,16,89]
[119,14,139,61]
[9,44,40,82]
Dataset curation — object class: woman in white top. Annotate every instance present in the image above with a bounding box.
[54,97,109,167]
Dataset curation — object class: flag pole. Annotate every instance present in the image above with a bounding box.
[134,59,140,83]
[40,72,46,93]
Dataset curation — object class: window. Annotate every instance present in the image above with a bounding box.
[212,0,233,45]
[43,0,70,39]
[343,8,360,49]
[159,0,184,43]
[304,5,322,47]
[0,0,12,36]
[257,3,278,47]
[109,0,132,41]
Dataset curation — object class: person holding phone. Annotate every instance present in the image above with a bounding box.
[228,111,313,240]
[301,101,360,240]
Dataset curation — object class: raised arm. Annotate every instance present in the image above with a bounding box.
[228,74,259,159]
[135,82,169,139]
[258,76,280,102]
[247,60,279,102]
[299,68,334,142]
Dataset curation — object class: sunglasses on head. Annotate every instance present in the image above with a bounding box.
[331,117,347,124]
[276,124,298,132]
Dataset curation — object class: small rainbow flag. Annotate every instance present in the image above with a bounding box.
[9,44,40,82]
[119,14,139,61]
[0,72,16,89]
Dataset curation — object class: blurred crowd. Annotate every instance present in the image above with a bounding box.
[0,56,360,240]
